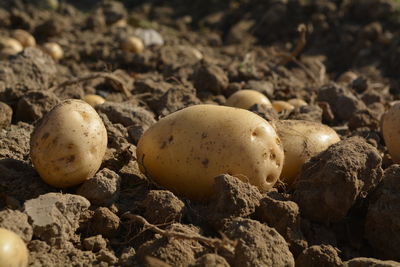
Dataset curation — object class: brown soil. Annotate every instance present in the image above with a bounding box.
[1,0,400,266]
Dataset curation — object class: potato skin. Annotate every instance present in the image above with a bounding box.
[30,99,107,188]
[225,90,271,110]
[382,103,400,163]
[136,104,284,201]
[271,101,295,112]
[274,120,340,186]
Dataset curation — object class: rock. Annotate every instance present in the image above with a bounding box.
[0,101,12,129]
[77,168,121,206]
[135,28,164,46]
[295,245,342,267]
[0,209,33,242]
[137,223,203,266]
[223,218,294,267]
[142,190,185,224]
[16,90,60,123]
[317,84,366,122]
[256,193,307,257]
[293,137,383,223]
[96,101,155,128]
[207,175,262,226]
[83,235,107,252]
[365,165,400,261]
[192,64,229,94]
[91,207,120,238]
[343,257,400,267]
[192,253,230,267]
[23,193,90,246]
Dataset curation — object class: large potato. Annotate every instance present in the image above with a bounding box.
[30,99,107,188]
[136,104,284,201]
[225,90,271,109]
[274,120,340,186]
[382,103,400,163]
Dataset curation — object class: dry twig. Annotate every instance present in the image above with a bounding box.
[49,72,131,97]
[122,212,237,254]
[278,24,307,65]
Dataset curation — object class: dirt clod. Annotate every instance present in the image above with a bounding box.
[223,218,294,267]
[23,193,90,247]
[0,101,12,129]
[77,168,121,206]
[365,164,400,261]
[0,209,33,242]
[256,193,307,257]
[295,245,342,267]
[82,235,107,253]
[91,207,120,238]
[293,137,383,223]
[142,190,185,225]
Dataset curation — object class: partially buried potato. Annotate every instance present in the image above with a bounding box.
[274,120,340,186]
[225,90,271,109]
[30,99,107,188]
[382,102,400,163]
[136,104,284,201]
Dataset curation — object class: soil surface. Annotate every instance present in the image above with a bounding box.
[1,0,400,266]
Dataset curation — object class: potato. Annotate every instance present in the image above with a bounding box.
[83,94,105,107]
[30,99,107,188]
[121,36,144,54]
[274,120,340,186]
[225,90,271,109]
[12,29,36,47]
[0,228,28,267]
[0,37,23,58]
[136,104,284,201]
[42,42,63,60]
[382,103,400,163]
[288,98,307,108]
[272,101,295,113]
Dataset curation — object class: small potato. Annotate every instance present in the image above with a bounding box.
[30,99,107,188]
[0,228,28,267]
[12,29,36,47]
[121,36,144,54]
[274,120,340,186]
[83,94,105,107]
[272,101,295,113]
[42,42,63,60]
[225,90,272,110]
[0,37,23,58]
[288,98,307,108]
[137,104,284,201]
[382,103,400,163]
